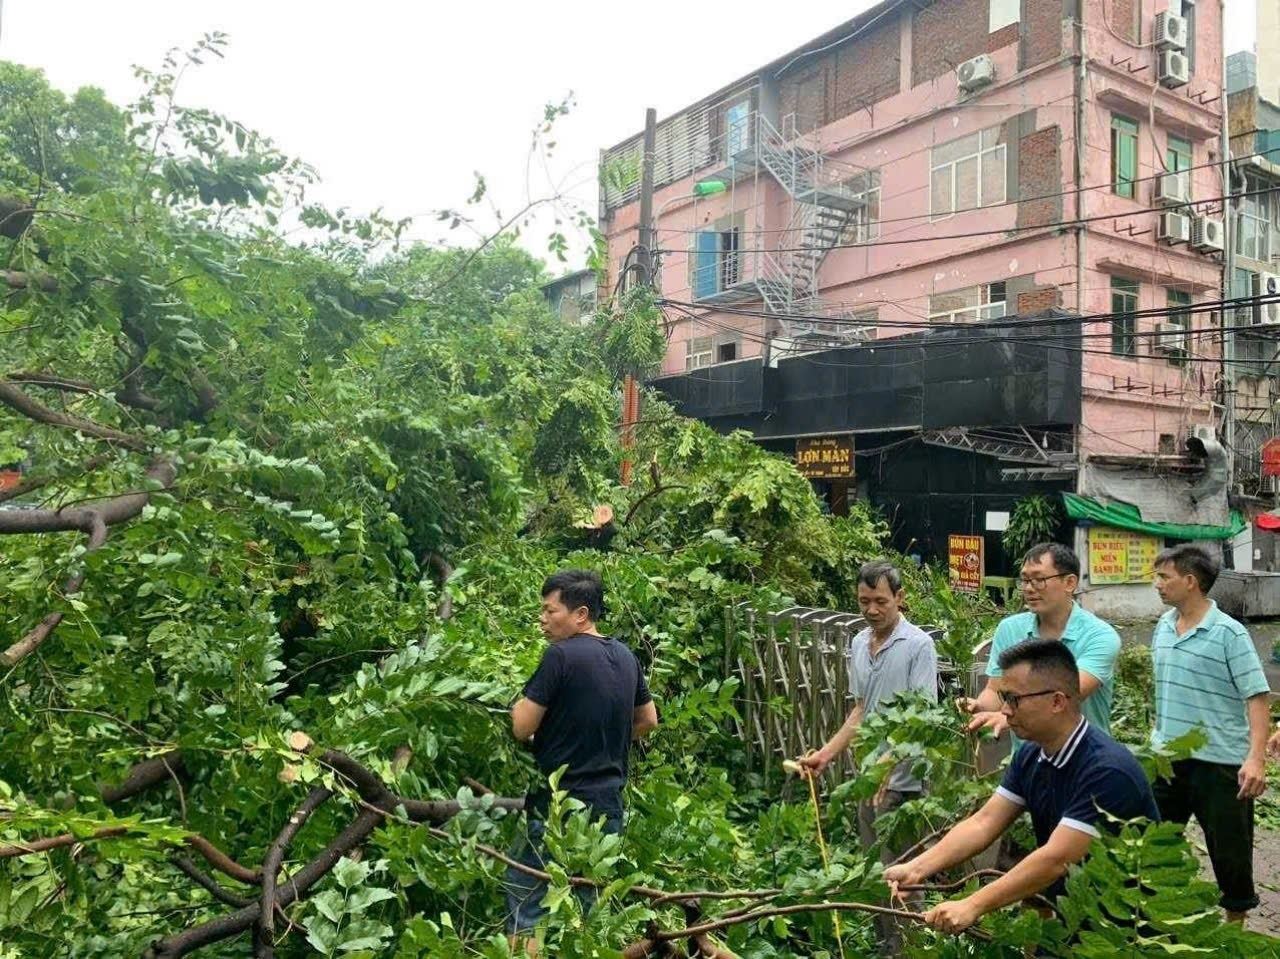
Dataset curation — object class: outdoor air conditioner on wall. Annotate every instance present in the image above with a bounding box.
[1152,321,1187,355]
[1154,12,1188,50]
[1192,216,1225,252]
[1159,49,1190,88]
[1158,211,1191,244]
[1154,321,1188,354]
[1190,424,1217,445]
[1155,172,1191,205]
[1255,272,1280,326]
[957,55,996,92]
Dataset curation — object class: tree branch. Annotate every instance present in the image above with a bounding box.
[0,458,177,667]
[256,787,332,958]
[0,826,127,859]
[0,380,148,449]
[100,751,186,805]
[183,834,260,885]
[3,270,57,292]
[144,808,386,959]
[171,854,253,908]
[8,369,163,413]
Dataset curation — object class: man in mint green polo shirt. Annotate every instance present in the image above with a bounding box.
[1151,544,1271,923]
[961,543,1121,744]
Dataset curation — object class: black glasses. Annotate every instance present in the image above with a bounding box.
[1018,573,1069,590]
[997,688,1060,710]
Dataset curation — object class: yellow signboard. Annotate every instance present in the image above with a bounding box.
[948,534,985,594]
[1088,527,1162,585]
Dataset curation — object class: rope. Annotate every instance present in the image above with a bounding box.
[786,758,848,959]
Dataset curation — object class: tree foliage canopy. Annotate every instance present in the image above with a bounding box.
[2,43,1277,959]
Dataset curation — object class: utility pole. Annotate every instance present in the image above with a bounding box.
[621,107,657,487]
[1220,6,1236,486]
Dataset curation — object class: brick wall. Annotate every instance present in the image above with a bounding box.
[1021,0,1063,69]
[1015,125,1063,228]
[1110,0,1139,43]
[913,0,989,87]
[780,17,901,127]
[989,22,1020,51]
[1017,286,1062,312]
[832,18,901,117]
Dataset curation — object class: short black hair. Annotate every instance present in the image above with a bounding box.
[542,569,605,622]
[997,639,1081,697]
[857,559,903,593]
[1022,542,1080,579]
[1155,544,1219,594]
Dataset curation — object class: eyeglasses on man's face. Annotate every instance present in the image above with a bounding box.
[997,688,1059,710]
[1017,572,1069,591]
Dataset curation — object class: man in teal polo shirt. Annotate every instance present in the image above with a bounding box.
[1151,544,1270,923]
[962,543,1121,743]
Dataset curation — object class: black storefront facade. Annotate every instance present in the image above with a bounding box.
[651,310,1082,575]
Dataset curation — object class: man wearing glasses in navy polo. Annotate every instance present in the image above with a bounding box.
[885,640,1158,934]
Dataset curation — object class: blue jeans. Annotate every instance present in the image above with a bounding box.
[503,810,624,934]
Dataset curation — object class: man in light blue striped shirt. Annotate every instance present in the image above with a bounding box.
[1151,544,1271,923]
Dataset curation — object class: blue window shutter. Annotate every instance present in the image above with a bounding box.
[694,230,719,299]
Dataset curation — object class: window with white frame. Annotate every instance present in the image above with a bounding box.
[686,337,713,370]
[840,171,881,244]
[1164,289,1192,363]
[931,127,1006,219]
[928,282,1007,323]
[1237,172,1276,262]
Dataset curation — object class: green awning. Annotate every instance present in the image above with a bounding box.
[1062,493,1246,541]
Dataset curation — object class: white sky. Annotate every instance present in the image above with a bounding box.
[0,1,1260,272]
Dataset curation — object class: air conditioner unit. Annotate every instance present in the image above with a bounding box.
[1154,171,1191,205]
[1190,423,1217,445]
[1255,271,1280,326]
[957,54,996,92]
[1158,211,1191,244]
[1154,321,1188,353]
[1153,11,1188,50]
[1159,49,1190,88]
[1192,216,1225,252]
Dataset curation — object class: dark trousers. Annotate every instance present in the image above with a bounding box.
[1154,758,1258,913]
[504,786,624,935]
[859,789,920,956]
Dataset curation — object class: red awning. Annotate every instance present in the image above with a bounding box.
[1255,513,1280,531]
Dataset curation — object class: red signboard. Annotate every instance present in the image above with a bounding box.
[948,534,985,594]
[1263,438,1280,477]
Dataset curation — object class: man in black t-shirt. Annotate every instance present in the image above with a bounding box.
[504,569,657,953]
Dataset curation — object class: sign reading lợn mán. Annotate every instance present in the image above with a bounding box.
[795,436,854,479]
[948,534,984,593]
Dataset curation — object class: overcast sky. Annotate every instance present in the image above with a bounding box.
[0,1,1260,271]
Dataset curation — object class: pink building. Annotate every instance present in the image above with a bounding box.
[602,0,1244,617]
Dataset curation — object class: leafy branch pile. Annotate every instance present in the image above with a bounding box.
[2,42,1279,959]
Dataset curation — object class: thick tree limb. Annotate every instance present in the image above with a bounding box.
[426,553,454,621]
[256,787,332,959]
[171,855,253,909]
[3,270,57,292]
[8,369,162,413]
[100,752,186,805]
[0,197,35,240]
[0,458,177,667]
[144,808,386,959]
[183,834,260,885]
[0,380,148,449]
[0,826,127,859]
